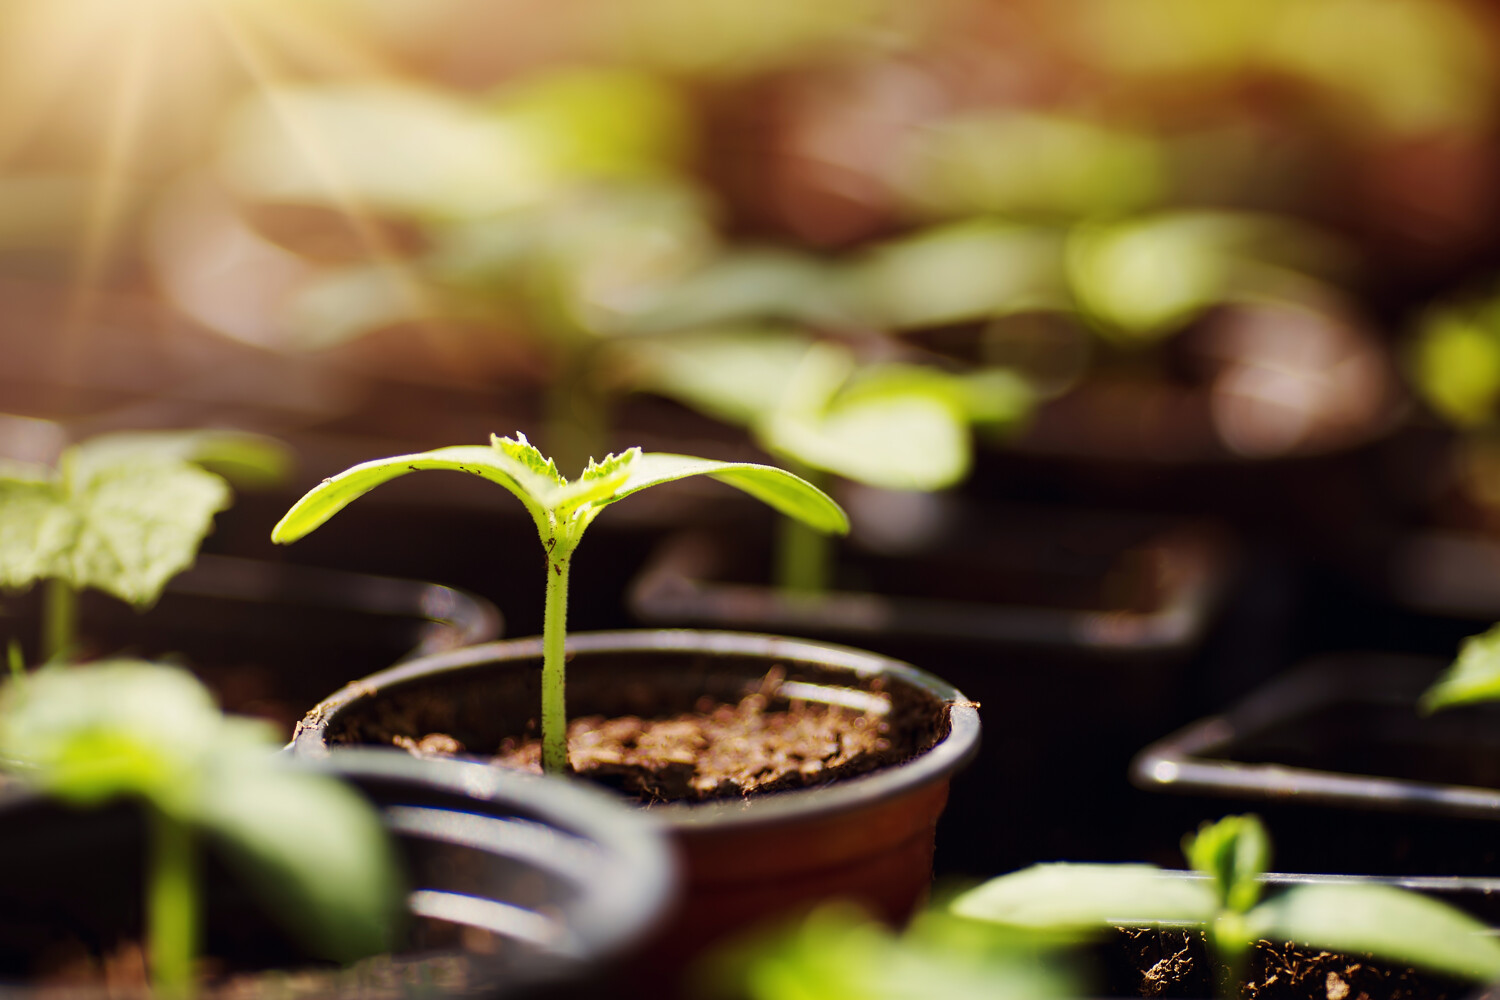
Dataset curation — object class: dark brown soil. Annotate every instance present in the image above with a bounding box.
[1104,927,1480,1000]
[385,667,916,804]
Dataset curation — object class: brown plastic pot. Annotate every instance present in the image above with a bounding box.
[288,629,980,987]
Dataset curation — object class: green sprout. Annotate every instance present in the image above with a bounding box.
[630,330,1029,593]
[0,429,290,664]
[950,814,1500,996]
[271,433,847,773]
[0,660,403,998]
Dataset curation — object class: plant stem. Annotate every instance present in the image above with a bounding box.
[42,577,76,663]
[148,805,198,1000]
[541,548,572,774]
[773,465,833,595]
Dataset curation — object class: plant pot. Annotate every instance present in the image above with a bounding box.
[1130,654,1500,874]
[627,502,1234,875]
[0,554,501,733]
[288,630,980,992]
[1097,870,1500,1000]
[0,748,676,998]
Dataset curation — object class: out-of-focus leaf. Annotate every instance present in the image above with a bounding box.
[706,903,1071,1000]
[902,114,1165,220]
[67,430,292,491]
[491,68,691,181]
[1251,883,1500,983]
[1421,622,1500,712]
[1410,306,1500,428]
[852,222,1067,328]
[284,263,436,350]
[1182,814,1269,913]
[195,762,406,963]
[0,478,73,592]
[951,864,1217,932]
[0,661,267,810]
[623,250,851,334]
[623,328,815,426]
[220,84,550,219]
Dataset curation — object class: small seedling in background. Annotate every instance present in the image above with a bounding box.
[0,429,290,663]
[271,432,847,773]
[0,660,403,998]
[950,814,1500,996]
[631,330,1030,593]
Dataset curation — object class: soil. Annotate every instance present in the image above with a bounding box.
[375,666,929,804]
[1103,927,1480,1000]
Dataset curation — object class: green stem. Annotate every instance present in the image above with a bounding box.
[42,577,77,663]
[541,548,571,775]
[543,354,610,480]
[148,805,198,1000]
[773,465,833,596]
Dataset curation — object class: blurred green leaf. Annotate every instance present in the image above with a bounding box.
[704,903,1071,1000]
[0,431,287,607]
[1410,305,1500,428]
[1421,622,1500,712]
[852,222,1067,329]
[1182,814,1269,914]
[903,114,1165,220]
[1251,883,1500,983]
[623,250,852,334]
[951,863,1217,933]
[221,84,550,218]
[195,763,406,963]
[623,327,816,426]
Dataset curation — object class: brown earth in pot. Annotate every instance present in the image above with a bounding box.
[364,667,936,804]
[1105,927,1474,1000]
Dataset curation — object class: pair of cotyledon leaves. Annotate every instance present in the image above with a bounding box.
[952,814,1500,984]
[272,432,849,548]
[0,430,289,608]
[0,660,402,964]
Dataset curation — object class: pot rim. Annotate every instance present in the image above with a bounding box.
[291,628,982,832]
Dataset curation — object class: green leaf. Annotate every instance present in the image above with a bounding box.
[271,441,557,544]
[194,761,406,963]
[623,327,815,427]
[66,430,291,490]
[62,462,232,607]
[1251,883,1500,983]
[1421,622,1500,712]
[0,477,73,591]
[950,864,1217,933]
[0,660,267,810]
[607,452,850,534]
[1182,814,1269,914]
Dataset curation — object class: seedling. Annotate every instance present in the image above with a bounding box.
[0,660,403,998]
[0,429,289,663]
[951,814,1500,996]
[271,433,847,773]
[631,330,1029,592]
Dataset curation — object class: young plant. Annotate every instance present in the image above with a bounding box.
[950,814,1500,995]
[629,330,1030,592]
[271,433,847,773]
[0,428,289,663]
[0,660,403,998]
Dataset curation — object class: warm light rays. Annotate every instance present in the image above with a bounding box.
[1,0,427,366]
[202,1,442,356]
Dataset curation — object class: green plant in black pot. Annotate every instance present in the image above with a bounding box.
[0,428,289,663]
[0,659,402,998]
[951,814,1500,997]
[271,432,847,773]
